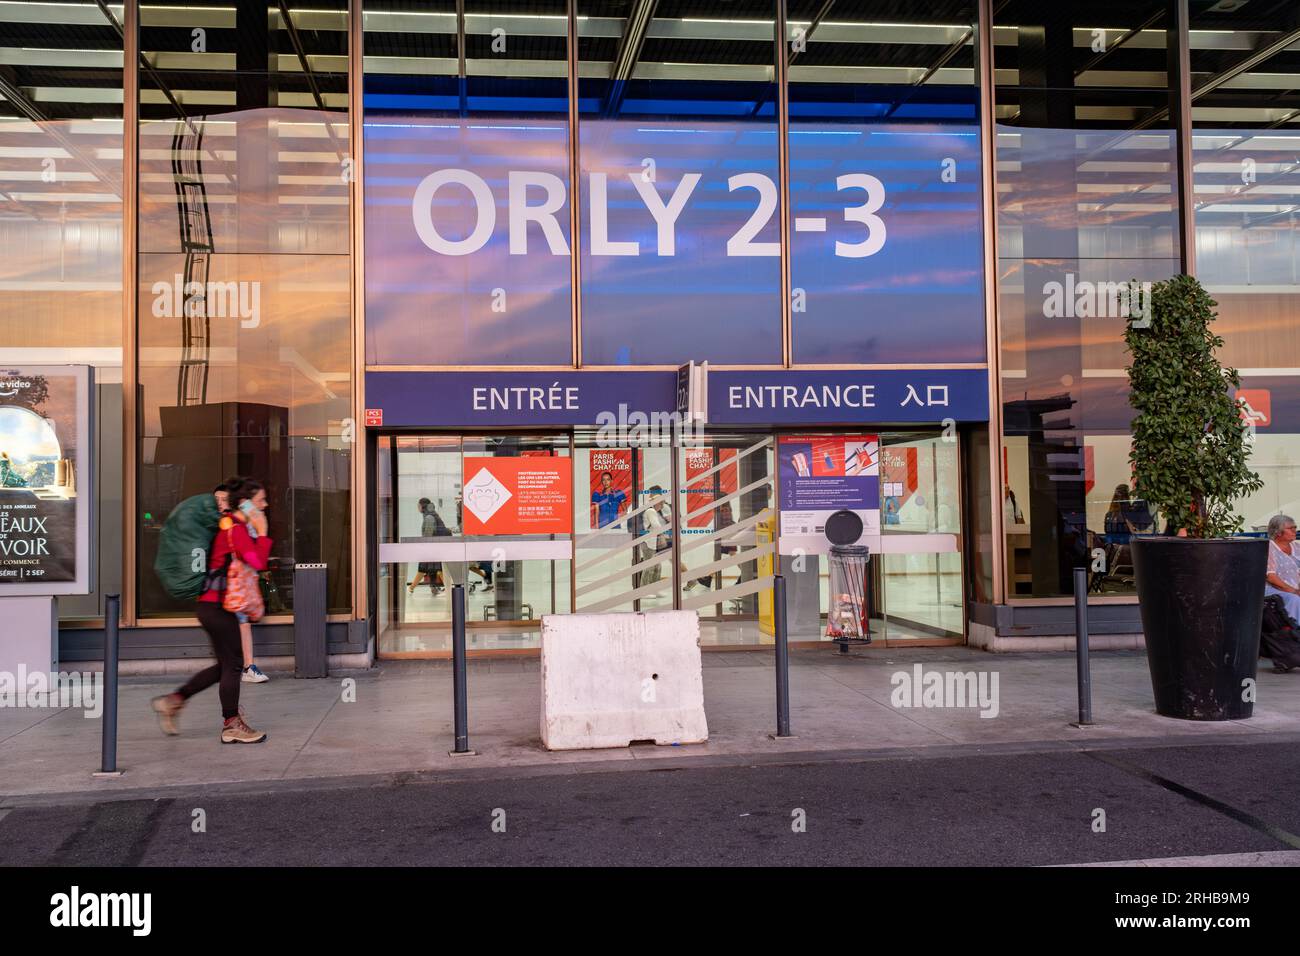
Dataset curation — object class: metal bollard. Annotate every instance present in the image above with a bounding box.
[449,583,473,755]
[1072,567,1093,726]
[97,594,123,776]
[773,574,792,738]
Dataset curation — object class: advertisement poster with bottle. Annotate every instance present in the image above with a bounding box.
[776,434,879,553]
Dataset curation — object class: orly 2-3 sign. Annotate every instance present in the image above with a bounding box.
[411,169,887,259]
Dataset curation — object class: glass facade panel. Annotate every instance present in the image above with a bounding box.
[575,1,782,365]
[363,0,573,367]
[136,0,352,617]
[18,0,1293,646]
[786,0,985,364]
[879,432,963,641]
[1190,2,1300,539]
[376,434,571,654]
[676,433,776,643]
[573,432,674,614]
[994,2,1179,598]
[0,0,124,620]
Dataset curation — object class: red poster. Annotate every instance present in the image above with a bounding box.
[589,449,633,528]
[719,447,738,496]
[462,457,573,535]
[683,447,715,528]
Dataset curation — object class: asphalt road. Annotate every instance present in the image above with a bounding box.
[2,740,1298,867]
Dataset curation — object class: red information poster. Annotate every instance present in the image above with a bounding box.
[683,447,714,528]
[462,457,573,535]
[589,449,632,529]
[719,447,738,497]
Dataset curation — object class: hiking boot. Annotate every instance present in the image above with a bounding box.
[220,715,268,744]
[151,694,184,736]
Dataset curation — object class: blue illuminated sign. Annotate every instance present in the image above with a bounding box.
[365,368,987,427]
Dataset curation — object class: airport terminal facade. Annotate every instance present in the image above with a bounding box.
[4,0,1300,660]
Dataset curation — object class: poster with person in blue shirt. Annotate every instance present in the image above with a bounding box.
[591,470,627,529]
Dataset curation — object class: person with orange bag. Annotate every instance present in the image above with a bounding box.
[151,479,272,744]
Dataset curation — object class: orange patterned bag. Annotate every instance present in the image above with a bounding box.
[222,526,265,622]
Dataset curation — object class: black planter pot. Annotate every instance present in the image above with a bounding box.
[1130,536,1268,720]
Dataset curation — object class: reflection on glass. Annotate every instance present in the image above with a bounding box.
[993,0,1181,598]
[137,0,352,616]
[0,0,124,619]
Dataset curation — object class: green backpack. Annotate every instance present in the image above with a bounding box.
[154,493,221,600]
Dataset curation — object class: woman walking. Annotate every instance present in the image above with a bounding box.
[151,479,271,743]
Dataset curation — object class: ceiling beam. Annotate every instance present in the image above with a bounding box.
[603,0,658,117]
[1131,23,1300,130]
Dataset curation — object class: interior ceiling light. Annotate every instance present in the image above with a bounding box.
[1207,0,1250,11]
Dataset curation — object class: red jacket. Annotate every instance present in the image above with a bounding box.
[199,514,273,604]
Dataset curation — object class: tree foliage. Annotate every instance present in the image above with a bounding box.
[1124,274,1262,538]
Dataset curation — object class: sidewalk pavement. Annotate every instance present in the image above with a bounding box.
[3,647,1300,801]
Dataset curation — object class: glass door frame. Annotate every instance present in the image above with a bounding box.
[771,425,969,648]
[372,428,577,656]
[368,425,970,653]
[875,428,969,647]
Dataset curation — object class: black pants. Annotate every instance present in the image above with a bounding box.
[177,602,243,720]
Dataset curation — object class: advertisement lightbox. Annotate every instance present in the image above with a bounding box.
[0,365,94,596]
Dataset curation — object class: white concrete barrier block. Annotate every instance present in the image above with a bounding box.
[540,610,708,751]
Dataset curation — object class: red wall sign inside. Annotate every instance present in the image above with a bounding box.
[462,457,573,535]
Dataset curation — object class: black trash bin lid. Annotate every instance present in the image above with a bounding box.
[824,509,863,546]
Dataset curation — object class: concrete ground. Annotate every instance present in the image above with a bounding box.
[3,739,1300,867]
[4,646,1300,800]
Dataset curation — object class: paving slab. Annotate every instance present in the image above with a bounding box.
[3,648,1300,799]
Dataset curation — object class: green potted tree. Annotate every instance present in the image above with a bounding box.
[1125,274,1266,720]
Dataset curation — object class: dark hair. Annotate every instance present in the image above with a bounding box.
[418,497,431,511]
[600,471,612,481]
[231,479,265,509]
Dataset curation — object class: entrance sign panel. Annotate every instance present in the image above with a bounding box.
[364,121,986,367]
[365,369,986,428]
[711,369,988,424]
[462,457,573,536]
[365,371,677,428]
[0,365,93,595]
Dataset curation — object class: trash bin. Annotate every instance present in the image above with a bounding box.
[826,544,871,646]
[293,563,328,678]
